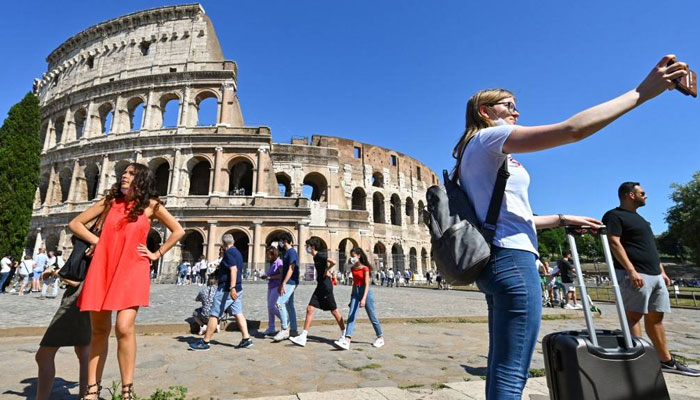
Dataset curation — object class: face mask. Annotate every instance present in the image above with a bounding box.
[305,246,312,254]
[349,256,358,265]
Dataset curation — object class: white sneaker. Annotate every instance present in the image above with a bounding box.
[574,303,584,310]
[372,337,385,348]
[273,329,290,342]
[262,328,277,336]
[198,325,207,335]
[215,324,221,333]
[564,303,575,310]
[289,332,307,347]
[334,337,350,350]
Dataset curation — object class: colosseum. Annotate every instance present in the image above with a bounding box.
[30,3,438,280]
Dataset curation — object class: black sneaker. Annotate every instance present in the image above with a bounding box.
[661,358,700,377]
[236,337,253,349]
[188,339,211,351]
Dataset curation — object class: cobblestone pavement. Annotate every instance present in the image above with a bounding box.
[1,283,699,399]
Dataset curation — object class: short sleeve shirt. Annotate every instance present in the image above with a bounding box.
[218,246,243,291]
[282,248,300,285]
[459,125,538,255]
[0,257,11,273]
[558,259,575,283]
[352,266,370,286]
[602,207,660,275]
[267,258,283,289]
[34,253,48,270]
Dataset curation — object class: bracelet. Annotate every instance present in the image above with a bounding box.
[558,214,566,227]
[157,248,164,258]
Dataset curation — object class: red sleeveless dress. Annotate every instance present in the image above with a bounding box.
[78,199,151,311]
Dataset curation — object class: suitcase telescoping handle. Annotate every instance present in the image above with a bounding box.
[565,226,634,349]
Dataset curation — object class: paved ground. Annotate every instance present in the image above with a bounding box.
[1,283,699,399]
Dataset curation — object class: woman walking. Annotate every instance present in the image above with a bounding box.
[261,246,283,335]
[334,248,384,350]
[69,163,184,399]
[454,55,687,399]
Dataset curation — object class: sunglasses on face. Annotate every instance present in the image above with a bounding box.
[489,101,518,114]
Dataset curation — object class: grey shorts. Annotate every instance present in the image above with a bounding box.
[616,270,671,314]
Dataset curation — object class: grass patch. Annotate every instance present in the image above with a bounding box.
[394,353,407,359]
[431,383,449,389]
[671,353,700,364]
[352,363,382,372]
[398,383,425,389]
[541,314,572,321]
[108,382,189,399]
[366,355,373,360]
[529,368,546,377]
[479,376,486,381]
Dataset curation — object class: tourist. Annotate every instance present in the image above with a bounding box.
[189,233,253,351]
[176,261,188,285]
[0,254,11,293]
[272,232,300,342]
[33,248,49,293]
[191,258,200,285]
[12,255,34,295]
[196,256,207,285]
[452,55,686,398]
[552,251,581,309]
[290,238,345,347]
[261,246,283,336]
[70,163,184,399]
[1,258,16,293]
[394,270,401,287]
[380,269,386,286]
[192,275,219,335]
[334,248,384,350]
[603,182,700,376]
[403,269,411,287]
[386,269,394,287]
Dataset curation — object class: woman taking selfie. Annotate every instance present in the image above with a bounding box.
[454,55,687,399]
[69,163,184,399]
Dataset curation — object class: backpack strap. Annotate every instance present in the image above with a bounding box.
[482,158,510,244]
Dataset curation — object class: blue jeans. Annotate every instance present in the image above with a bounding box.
[0,272,9,292]
[276,283,298,331]
[345,286,382,338]
[476,246,541,400]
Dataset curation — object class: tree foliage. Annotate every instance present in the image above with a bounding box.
[666,172,700,266]
[537,227,566,259]
[0,93,41,259]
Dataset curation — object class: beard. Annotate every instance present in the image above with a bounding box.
[634,198,646,207]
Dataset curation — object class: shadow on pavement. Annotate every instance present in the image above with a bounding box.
[461,364,488,376]
[3,377,78,400]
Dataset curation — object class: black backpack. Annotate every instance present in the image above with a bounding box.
[424,138,509,284]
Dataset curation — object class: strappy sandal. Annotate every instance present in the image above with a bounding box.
[80,382,101,400]
[121,383,135,400]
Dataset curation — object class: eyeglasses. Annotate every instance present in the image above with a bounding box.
[638,191,646,197]
[489,101,518,114]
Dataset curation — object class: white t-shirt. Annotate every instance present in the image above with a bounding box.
[459,125,538,255]
[1,257,11,273]
[20,260,34,276]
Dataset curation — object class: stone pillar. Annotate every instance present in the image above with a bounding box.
[97,155,110,198]
[255,146,268,196]
[45,165,58,206]
[212,147,224,195]
[179,86,192,128]
[33,228,43,256]
[220,81,244,126]
[327,166,338,207]
[134,150,144,164]
[169,148,182,196]
[114,95,128,134]
[206,222,218,262]
[86,102,101,138]
[252,220,263,272]
[143,90,157,130]
[297,220,310,266]
[67,160,81,204]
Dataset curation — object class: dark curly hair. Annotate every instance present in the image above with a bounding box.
[104,162,160,222]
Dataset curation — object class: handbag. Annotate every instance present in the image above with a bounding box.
[59,201,112,286]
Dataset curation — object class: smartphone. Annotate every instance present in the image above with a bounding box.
[667,59,697,98]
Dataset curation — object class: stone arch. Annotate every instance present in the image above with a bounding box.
[54,115,65,144]
[276,172,292,197]
[405,197,415,224]
[73,108,87,140]
[351,187,366,211]
[265,229,296,248]
[181,230,204,264]
[417,200,426,225]
[148,158,170,197]
[194,90,219,126]
[59,167,72,203]
[302,172,327,201]
[39,172,50,205]
[421,248,428,273]
[372,171,384,188]
[409,247,418,273]
[224,229,250,268]
[391,243,405,271]
[373,241,387,270]
[127,97,145,131]
[390,193,402,226]
[187,157,211,196]
[228,157,254,196]
[372,192,385,223]
[338,237,359,272]
[160,93,181,128]
[85,164,100,201]
[98,102,114,134]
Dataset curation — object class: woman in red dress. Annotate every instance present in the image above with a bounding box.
[69,163,184,399]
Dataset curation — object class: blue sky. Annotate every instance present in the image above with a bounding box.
[2,1,699,233]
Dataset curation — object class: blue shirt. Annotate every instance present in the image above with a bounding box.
[34,253,49,270]
[282,247,299,285]
[219,246,243,292]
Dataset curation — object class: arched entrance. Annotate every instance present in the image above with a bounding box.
[228,159,253,196]
[188,158,211,195]
[181,230,204,264]
[391,243,405,272]
[373,242,387,270]
[409,247,418,273]
[351,187,366,211]
[338,238,358,272]
[373,192,385,223]
[225,229,250,273]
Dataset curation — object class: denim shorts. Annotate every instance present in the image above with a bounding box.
[210,287,243,318]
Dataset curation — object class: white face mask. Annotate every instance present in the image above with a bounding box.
[305,246,312,254]
[349,256,358,265]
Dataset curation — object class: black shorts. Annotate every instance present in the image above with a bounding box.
[308,284,337,311]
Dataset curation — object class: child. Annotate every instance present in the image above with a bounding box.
[193,275,219,335]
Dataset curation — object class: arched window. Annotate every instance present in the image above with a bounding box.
[405,197,415,224]
[373,192,385,223]
[98,103,114,134]
[302,172,327,201]
[276,173,292,197]
[373,242,387,269]
[337,238,358,272]
[228,159,253,196]
[417,200,426,225]
[188,159,211,195]
[372,172,384,188]
[40,124,48,148]
[39,173,50,204]
[59,168,72,203]
[127,98,145,131]
[409,247,418,272]
[54,116,65,144]
[391,243,405,271]
[265,229,296,248]
[351,187,366,211]
[181,230,204,263]
[161,94,180,128]
[74,109,87,140]
[195,92,218,126]
[149,158,170,197]
[85,165,100,200]
[390,194,402,226]
[421,248,428,273]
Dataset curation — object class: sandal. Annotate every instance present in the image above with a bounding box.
[122,383,135,400]
[80,382,101,400]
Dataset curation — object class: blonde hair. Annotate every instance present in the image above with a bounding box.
[451,89,515,178]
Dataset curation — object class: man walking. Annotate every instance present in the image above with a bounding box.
[189,233,253,350]
[603,182,699,376]
[552,250,581,310]
[272,232,299,342]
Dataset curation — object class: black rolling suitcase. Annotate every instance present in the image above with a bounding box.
[542,226,670,400]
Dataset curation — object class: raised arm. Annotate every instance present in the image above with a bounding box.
[150,202,185,255]
[503,55,688,154]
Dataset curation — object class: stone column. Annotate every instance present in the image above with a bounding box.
[67,160,81,204]
[45,165,58,206]
[255,146,268,196]
[297,220,310,266]
[169,148,182,196]
[33,228,43,256]
[134,150,144,164]
[327,165,338,207]
[212,147,224,195]
[252,220,263,273]
[180,86,192,128]
[114,95,128,134]
[206,222,218,262]
[97,155,110,198]
[143,90,157,130]
[220,81,244,126]
[86,102,101,138]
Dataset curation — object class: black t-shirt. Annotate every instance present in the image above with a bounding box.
[313,253,332,291]
[602,207,660,275]
[558,258,575,283]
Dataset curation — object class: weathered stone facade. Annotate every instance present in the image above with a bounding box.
[30,4,437,279]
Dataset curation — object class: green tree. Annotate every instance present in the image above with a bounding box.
[0,93,41,259]
[656,231,685,261]
[537,227,566,258]
[666,172,700,266]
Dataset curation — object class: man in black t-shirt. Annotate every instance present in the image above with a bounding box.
[603,182,698,377]
[553,250,581,309]
[289,238,346,348]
